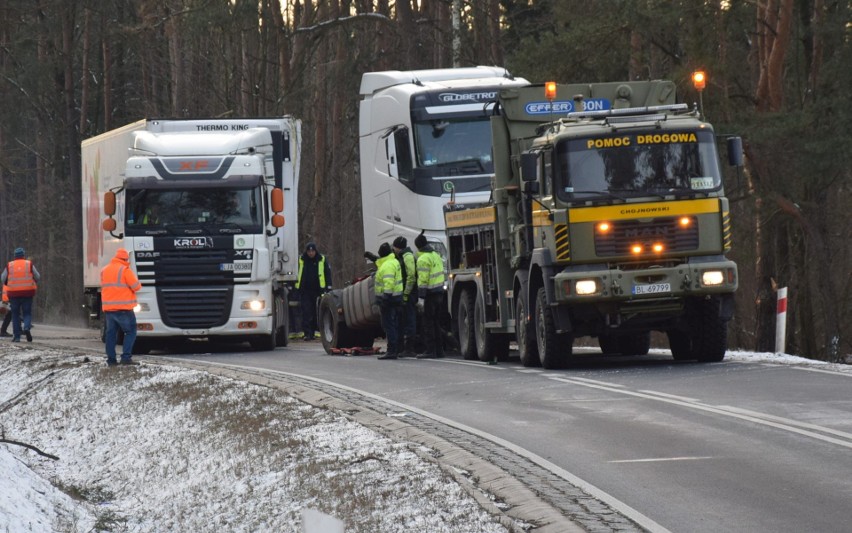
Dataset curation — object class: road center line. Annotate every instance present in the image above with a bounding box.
[609,456,717,464]
[550,377,852,449]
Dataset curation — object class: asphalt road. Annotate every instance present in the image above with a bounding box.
[29,324,852,533]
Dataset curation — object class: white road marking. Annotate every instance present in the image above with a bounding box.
[638,390,701,403]
[551,377,852,449]
[609,456,717,464]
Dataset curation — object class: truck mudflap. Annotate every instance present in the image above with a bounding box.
[552,258,738,305]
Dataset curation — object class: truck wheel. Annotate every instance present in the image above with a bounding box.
[600,332,650,356]
[457,290,477,360]
[535,287,572,370]
[692,298,728,362]
[599,335,619,354]
[516,294,539,367]
[319,294,366,353]
[620,332,651,356]
[276,293,289,347]
[132,340,151,355]
[475,295,509,362]
[250,304,277,351]
[667,330,693,361]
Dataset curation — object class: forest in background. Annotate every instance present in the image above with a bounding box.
[0,0,849,361]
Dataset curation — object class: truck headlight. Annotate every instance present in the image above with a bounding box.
[575,279,600,296]
[241,299,265,311]
[701,270,725,286]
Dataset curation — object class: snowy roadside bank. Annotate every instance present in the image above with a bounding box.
[0,346,517,533]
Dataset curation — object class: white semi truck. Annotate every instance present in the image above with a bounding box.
[320,67,529,352]
[81,117,301,352]
[358,66,529,257]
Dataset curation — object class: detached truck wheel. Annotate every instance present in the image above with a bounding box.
[320,293,366,353]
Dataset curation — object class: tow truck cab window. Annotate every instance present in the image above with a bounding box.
[555,130,723,202]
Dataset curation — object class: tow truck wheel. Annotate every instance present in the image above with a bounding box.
[601,332,651,356]
[457,290,477,360]
[516,293,540,367]
[475,294,509,362]
[668,330,693,361]
[621,332,651,356]
[535,287,572,370]
[692,298,728,363]
[598,335,619,355]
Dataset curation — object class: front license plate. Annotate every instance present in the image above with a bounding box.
[220,263,252,272]
[632,283,671,295]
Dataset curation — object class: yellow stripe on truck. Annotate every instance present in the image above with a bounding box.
[568,198,720,223]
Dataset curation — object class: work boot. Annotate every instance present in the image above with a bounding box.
[398,337,415,358]
[24,330,32,342]
[377,347,397,360]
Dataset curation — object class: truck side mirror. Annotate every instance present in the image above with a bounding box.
[103,191,116,216]
[727,137,743,167]
[271,188,284,213]
[520,153,538,182]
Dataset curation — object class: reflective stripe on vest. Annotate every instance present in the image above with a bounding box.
[416,251,445,290]
[6,260,37,295]
[101,265,140,311]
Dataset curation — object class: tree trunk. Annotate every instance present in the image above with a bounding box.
[755,0,794,112]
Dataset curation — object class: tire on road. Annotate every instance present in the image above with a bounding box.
[457,289,477,360]
[516,293,539,367]
[535,287,572,370]
[474,294,509,362]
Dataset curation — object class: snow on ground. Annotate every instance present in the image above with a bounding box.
[0,346,510,533]
[1,344,848,533]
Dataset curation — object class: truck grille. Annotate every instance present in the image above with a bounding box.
[137,249,244,285]
[594,216,698,257]
[157,287,232,329]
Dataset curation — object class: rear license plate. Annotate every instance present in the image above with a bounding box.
[632,283,671,295]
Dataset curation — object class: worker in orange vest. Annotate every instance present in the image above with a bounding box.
[1,247,40,342]
[0,284,12,337]
[100,248,142,365]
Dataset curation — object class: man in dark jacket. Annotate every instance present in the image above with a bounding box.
[295,242,332,340]
[393,236,418,356]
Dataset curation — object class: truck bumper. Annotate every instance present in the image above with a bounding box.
[552,257,738,309]
[133,315,274,339]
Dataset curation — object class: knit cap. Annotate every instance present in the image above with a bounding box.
[414,231,428,250]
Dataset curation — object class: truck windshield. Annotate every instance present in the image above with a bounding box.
[554,130,722,202]
[125,187,263,234]
[414,118,493,173]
